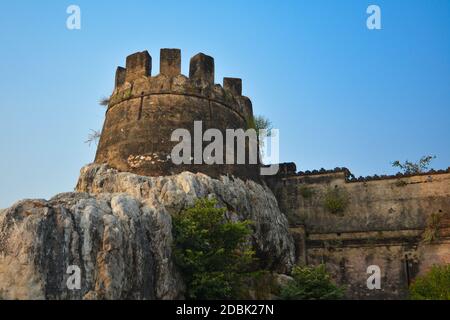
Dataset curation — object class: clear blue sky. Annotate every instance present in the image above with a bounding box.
[0,0,449,208]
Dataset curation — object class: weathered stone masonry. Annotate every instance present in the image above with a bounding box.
[266,164,450,299]
[94,49,450,299]
[95,49,259,181]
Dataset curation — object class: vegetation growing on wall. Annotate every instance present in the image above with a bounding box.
[409,265,450,300]
[299,185,315,199]
[246,114,274,160]
[279,264,345,300]
[422,212,443,243]
[85,129,101,146]
[125,88,133,99]
[252,115,273,152]
[172,197,257,300]
[392,155,436,175]
[253,115,273,134]
[85,96,110,146]
[323,187,349,215]
[99,96,110,107]
[394,179,408,187]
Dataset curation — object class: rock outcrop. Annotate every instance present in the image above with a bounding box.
[0,164,295,300]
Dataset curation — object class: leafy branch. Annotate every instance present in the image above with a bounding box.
[392,155,436,175]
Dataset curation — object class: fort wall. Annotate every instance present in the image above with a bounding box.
[267,164,450,298]
[93,49,450,299]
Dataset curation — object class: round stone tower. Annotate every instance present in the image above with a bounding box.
[94,49,260,180]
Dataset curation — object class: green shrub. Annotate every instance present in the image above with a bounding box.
[248,115,273,154]
[395,179,408,187]
[122,88,132,99]
[172,198,256,300]
[323,187,349,215]
[299,185,315,199]
[409,265,450,300]
[280,264,345,300]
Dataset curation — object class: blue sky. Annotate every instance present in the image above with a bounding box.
[0,0,449,208]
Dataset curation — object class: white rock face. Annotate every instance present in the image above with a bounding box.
[0,164,295,300]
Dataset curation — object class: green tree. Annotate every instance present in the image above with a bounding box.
[392,155,436,175]
[280,264,345,300]
[409,265,450,300]
[172,198,255,299]
[249,115,274,160]
[253,115,273,136]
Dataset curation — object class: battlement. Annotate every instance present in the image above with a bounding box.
[125,51,152,82]
[108,49,253,122]
[270,162,450,183]
[95,48,259,181]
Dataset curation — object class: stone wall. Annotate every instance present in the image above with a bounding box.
[267,164,450,299]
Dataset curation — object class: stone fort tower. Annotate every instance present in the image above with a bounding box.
[95,49,260,180]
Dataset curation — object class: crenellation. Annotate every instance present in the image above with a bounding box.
[115,67,126,88]
[268,162,450,184]
[160,48,181,77]
[223,77,242,96]
[189,53,215,85]
[3,39,447,300]
[125,51,152,82]
[108,50,248,117]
